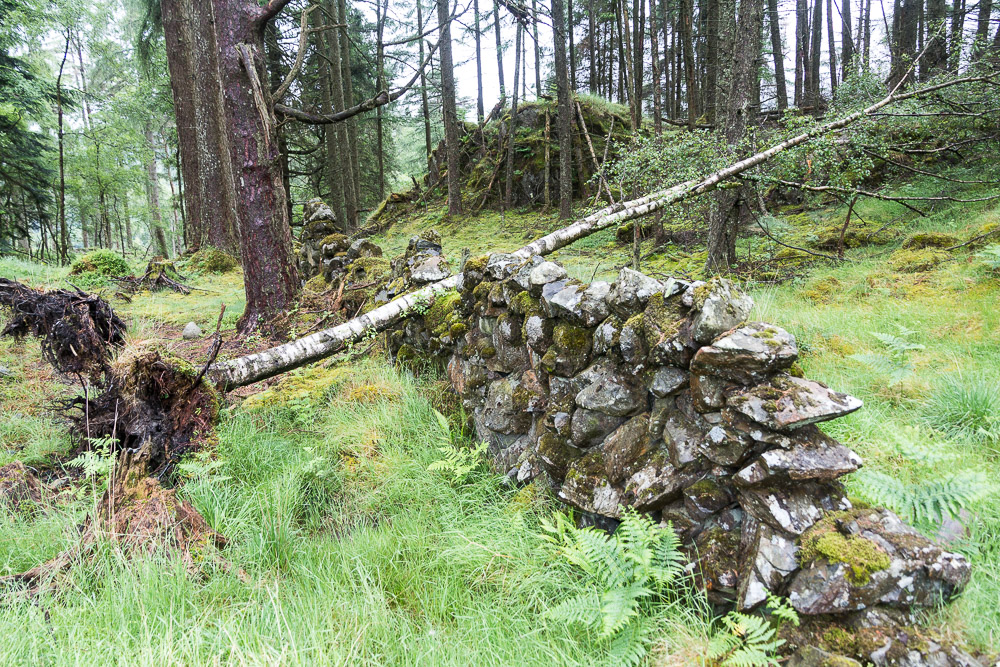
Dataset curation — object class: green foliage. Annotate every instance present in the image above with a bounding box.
[704,612,784,667]
[924,374,1000,446]
[852,427,993,528]
[426,410,489,484]
[542,509,685,666]
[848,326,924,386]
[70,249,131,277]
[976,245,1000,273]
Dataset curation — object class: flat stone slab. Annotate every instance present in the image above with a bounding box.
[727,374,863,432]
[690,322,798,383]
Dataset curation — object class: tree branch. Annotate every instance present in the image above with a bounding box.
[271,6,319,102]
[275,39,440,124]
[256,0,296,28]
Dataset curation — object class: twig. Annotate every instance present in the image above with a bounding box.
[186,304,226,398]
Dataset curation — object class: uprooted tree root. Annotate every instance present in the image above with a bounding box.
[0,278,126,381]
[1,282,236,590]
[114,259,192,296]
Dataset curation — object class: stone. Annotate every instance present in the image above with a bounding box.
[647,366,688,398]
[0,461,45,512]
[560,450,622,517]
[690,277,753,343]
[622,451,693,510]
[735,431,863,486]
[409,255,451,283]
[681,280,706,308]
[570,407,625,448]
[536,431,586,477]
[0,365,10,379]
[510,256,544,292]
[528,261,567,293]
[346,238,382,259]
[700,424,754,467]
[540,322,592,377]
[592,316,622,356]
[618,317,648,370]
[691,523,742,601]
[607,268,663,316]
[542,281,610,327]
[575,365,646,416]
[682,477,733,521]
[738,519,800,609]
[662,405,707,467]
[788,509,971,615]
[740,482,852,535]
[728,374,863,432]
[485,253,521,280]
[482,379,533,435]
[787,646,861,667]
[690,322,798,383]
[523,314,552,353]
[182,322,202,340]
[690,374,728,412]
[600,413,652,483]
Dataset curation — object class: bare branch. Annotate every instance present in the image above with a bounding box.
[271,6,319,102]
[256,0,296,27]
[275,39,440,124]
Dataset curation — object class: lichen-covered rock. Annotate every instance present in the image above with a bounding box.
[575,364,646,416]
[728,375,863,431]
[542,282,610,326]
[540,322,593,376]
[0,461,45,512]
[735,430,863,485]
[690,322,798,383]
[600,413,652,483]
[683,477,733,520]
[647,366,688,398]
[622,451,694,510]
[528,261,567,293]
[607,268,663,316]
[482,378,534,435]
[560,450,622,516]
[786,646,861,667]
[410,255,451,283]
[485,253,522,280]
[739,482,852,535]
[787,509,971,615]
[690,373,729,412]
[570,407,625,448]
[739,518,800,609]
[690,277,753,343]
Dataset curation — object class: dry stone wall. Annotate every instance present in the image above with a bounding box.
[310,224,978,662]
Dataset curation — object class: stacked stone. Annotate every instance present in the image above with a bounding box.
[424,252,972,629]
[297,198,382,283]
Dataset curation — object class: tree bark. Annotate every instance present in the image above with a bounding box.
[768,0,788,110]
[494,3,506,101]
[650,0,662,134]
[589,0,598,94]
[505,22,523,209]
[318,2,348,227]
[706,0,764,273]
[827,0,838,92]
[632,0,645,128]
[338,0,361,227]
[569,0,578,90]
[438,0,464,215]
[795,0,808,106]
[973,0,993,60]
[475,0,486,122]
[553,0,574,219]
[841,0,854,79]
[418,0,433,158]
[948,0,965,71]
[210,0,298,331]
[923,0,947,76]
[680,0,697,125]
[810,0,823,105]
[56,29,70,264]
[145,125,170,258]
[533,0,543,96]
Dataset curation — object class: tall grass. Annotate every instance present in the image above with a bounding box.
[924,373,1000,451]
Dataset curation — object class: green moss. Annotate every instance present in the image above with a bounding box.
[319,233,349,249]
[186,247,239,274]
[345,257,391,283]
[303,274,329,292]
[799,511,891,585]
[901,231,959,250]
[887,247,950,273]
[692,282,713,309]
[449,323,468,338]
[471,281,493,303]
[425,290,461,332]
[509,290,541,316]
[70,249,130,276]
[551,322,591,353]
[464,254,489,275]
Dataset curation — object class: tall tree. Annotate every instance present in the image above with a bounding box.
[841,0,855,79]
[706,0,765,271]
[437,0,463,215]
[827,0,838,92]
[417,0,433,158]
[768,0,788,109]
[923,0,948,76]
[493,2,506,101]
[679,0,697,125]
[794,0,808,105]
[474,0,485,122]
[505,21,522,209]
[144,124,170,257]
[972,0,993,60]
[810,0,824,105]
[650,0,662,133]
[552,0,574,218]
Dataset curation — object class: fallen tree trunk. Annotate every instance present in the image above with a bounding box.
[209,73,996,391]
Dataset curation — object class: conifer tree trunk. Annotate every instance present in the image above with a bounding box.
[948,0,965,71]
[569,0,578,89]
[338,0,361,226]
[505,23,522,209]
[144,126,170,258]
[973,0,993,59]
[493,3,506,100]
[827,0,838,92]
[841,0,854,79]
[768,0,788,109]
[705,0,764,272]
[589,0,598,93]
[632,0,645,127]
[680,0,697,125]
[553,0,574,219]
[319,2,348,227]
[650,0,662,134]
[475,0,486,122]
[376,0,388,202]
[210,0,299,331]
[794,0,807,105]
[924,0,947,75]
[417,0,433,158]
[56,30,69,264]
[810,0,823,105]
[533,0,543,96]
[437,0,464,215]
[862,0,871,67]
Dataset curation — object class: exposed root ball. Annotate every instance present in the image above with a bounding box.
[0,278,125,381]
[71,344,221,474]
[115,259,192,295]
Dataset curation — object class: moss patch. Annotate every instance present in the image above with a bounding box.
[798,511,891,585]
[888,247,950,273]
[901,231,959,250]
[186,247,239,274]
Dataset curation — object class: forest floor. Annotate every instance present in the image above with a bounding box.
[1,169,1000,663]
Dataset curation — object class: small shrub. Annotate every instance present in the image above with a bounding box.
[975,244,1000,274]
[924,373,1000,445]
[69,249,130,277]
[186,246,239,273]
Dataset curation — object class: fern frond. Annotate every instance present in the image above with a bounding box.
[607,618,651,667]
[599,583,651,637]
[546,591,603,629]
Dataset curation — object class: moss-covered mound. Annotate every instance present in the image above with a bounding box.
[888,247,950,272]
[186,246,239,274]
[69,249,130,277]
